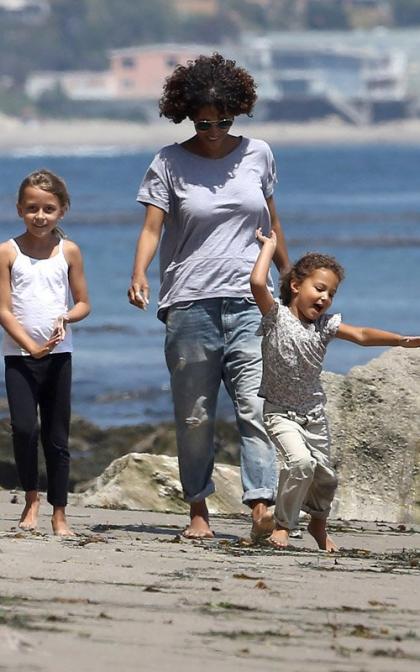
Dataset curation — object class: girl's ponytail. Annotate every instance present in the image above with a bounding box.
[54,225,67,239]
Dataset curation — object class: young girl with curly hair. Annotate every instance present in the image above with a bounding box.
[251,228,420,551]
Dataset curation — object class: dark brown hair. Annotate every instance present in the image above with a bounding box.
[280,252,345,306]
[17,169,70,210]
[159,52,257,123]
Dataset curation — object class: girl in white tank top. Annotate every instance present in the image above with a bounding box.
[3,238,73,356]
[0,169,90,537]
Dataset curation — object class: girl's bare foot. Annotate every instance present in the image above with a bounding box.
[18,491,40,530]
[182,500,214,539]
[308,517,338,552]
[268,526,289,548]
[250,500,275,540]
[51,507,75,537]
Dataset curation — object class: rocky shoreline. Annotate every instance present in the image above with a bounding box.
[0,416,239,492]
[1,348,419,523]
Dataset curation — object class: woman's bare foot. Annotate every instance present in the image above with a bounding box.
[250,500,275,540]
[18,491,40,530]
[51,507,75,537]
[182,500,214,539]
[268,526,289,548]
[308,517,337,552]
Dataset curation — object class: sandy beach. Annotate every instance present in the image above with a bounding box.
[1,489,419,671]
[1,114,420,152]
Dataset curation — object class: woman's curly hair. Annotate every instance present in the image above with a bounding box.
[280,253,345,306]
[159,52,257,123]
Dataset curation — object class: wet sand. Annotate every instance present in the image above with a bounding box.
[1,114,420,152]
[1,489,419,671]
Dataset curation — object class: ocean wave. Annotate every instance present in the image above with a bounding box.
[72,324,139,335]
[0,211,140,226]
[287,236,420,247]
[72,324,163,336]
[284,210,420,224]
[95,385,170,404]
[3,145,143,159]
[283,192,420,207]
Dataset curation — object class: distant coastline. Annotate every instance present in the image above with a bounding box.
[1,114,420,153]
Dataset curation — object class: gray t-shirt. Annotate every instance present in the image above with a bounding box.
[258,300,341,414]
[137,137,276,320]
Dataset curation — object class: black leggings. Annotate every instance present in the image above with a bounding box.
[5,353,72,506]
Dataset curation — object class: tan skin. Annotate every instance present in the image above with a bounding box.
[0,186,90,535]
[251,228,420,551]
[128,106,290,539]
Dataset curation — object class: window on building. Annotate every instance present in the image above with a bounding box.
[166,55,178,68]
[121,57,135,69]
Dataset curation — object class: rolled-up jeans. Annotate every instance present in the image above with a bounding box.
[263,402,338,529]
[165,297,276,505]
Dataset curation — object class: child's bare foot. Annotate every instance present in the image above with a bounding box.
[308,517,337,552]
[182,500,214,539]
[250,500,275,540]
[268,526,289,548]
[51,507,75,537]
[18,491,40,531]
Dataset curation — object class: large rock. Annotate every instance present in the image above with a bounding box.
[323,348,420,523]
[82,452,247,514]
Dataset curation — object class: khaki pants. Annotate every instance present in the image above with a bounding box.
[263,402,337,530]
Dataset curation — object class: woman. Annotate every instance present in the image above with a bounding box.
[128,53,289,539]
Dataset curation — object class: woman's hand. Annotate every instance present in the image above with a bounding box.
[128,274,150,310]
[251,228,277,316]
[256,227,277,249]
[128,204,164,312]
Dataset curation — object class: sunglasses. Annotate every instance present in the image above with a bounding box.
[194,119,234,132]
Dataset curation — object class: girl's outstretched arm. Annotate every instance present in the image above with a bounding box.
[336,322,420,347]
[250,228,276,316]
[65,240,90,323]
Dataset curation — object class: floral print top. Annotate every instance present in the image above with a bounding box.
[258,300,341,414]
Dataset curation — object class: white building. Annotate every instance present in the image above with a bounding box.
[25,70,116,101]
[0,0,49,22]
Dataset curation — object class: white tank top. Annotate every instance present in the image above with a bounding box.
[2,238,73,356]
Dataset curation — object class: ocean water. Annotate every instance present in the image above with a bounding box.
[1,143,419,427]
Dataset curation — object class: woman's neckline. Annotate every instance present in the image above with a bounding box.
[176,135,244,160]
